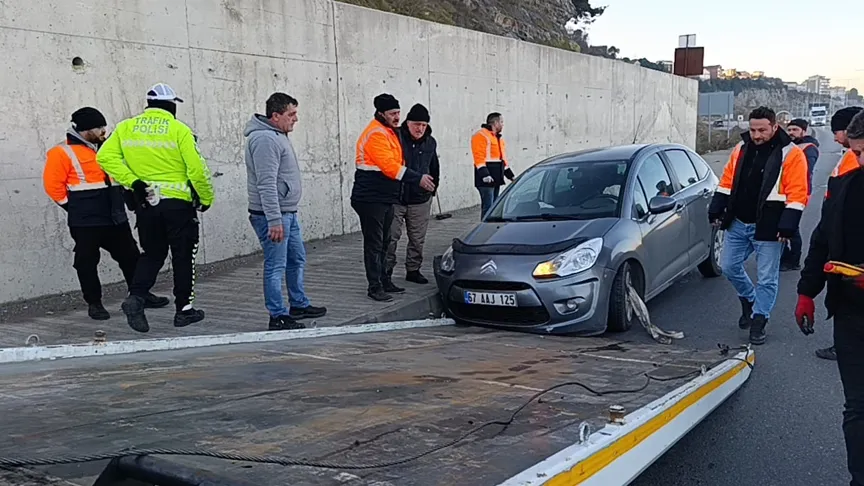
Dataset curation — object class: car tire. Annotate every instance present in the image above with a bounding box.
[607,261,639,333]
[698,226,724,278]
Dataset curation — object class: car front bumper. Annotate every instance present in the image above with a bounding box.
[433,254,616,336]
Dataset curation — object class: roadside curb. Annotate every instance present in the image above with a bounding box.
[339,291,445,326]
[0,318,455,364]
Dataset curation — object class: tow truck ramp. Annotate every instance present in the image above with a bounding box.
[0,320,753,486]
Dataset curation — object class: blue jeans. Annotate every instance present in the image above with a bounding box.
[720,219,784,319]
[477,186,500,220]
[250,213,311,317]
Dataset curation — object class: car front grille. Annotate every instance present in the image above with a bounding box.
[453,280,532,291]
[449,302,550,327]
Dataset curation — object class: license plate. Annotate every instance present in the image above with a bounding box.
[463,291,517,307]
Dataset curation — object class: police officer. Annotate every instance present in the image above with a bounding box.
[795,109,864,486]
[43,107,169,320]
[98,83,215,333]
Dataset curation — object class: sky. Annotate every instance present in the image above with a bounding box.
[586,0,863,91]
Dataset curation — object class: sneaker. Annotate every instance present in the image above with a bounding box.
[738,297,754,329]
[174,308,205,328]
[383,280,405,294]
[750,314,768,345]
[269,315,306,330]
[88,303,110,321]
[143,293,170,309]
[368,288,394,302]
[406,271,429,284]
[815,345,837,361]
[121,295,149,333]
[289,305,327,319]
[780,262,801,272]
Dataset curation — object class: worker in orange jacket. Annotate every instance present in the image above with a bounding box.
[42,107,168,320]
[471,112,515,219]
[794,109,864,486]
[350,94,436,302]
[805,105,863,362]
[708,106,809,345]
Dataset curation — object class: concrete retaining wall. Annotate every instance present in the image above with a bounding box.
[0,0,697,304]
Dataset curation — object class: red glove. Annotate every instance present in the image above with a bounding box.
[795,295,815,335]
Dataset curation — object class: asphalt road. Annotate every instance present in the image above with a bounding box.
[632,127,850,486]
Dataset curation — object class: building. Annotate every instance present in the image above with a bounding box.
[738,71,752,80]
[785,82,800,90]
[752,71,765,79]
[805,75,831,95]
[723,68,737,78]
[704,65,723,79]
[657,60,673,72]
[830,86,847,100]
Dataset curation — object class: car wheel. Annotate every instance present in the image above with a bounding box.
[608,261,640,333]
[698,226,724,278]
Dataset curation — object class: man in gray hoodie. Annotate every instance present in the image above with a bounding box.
[245,93,326,330]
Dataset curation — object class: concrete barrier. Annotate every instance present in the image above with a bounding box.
[0,0,697,304]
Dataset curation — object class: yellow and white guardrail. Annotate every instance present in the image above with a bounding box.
[499,350,755,486]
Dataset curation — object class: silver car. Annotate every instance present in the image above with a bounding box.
[434,144,723,335]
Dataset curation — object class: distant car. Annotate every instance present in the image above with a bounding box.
[712,120,724,128]
[434,144,723,336]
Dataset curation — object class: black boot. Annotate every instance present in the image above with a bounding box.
[368,287,394,302]
[815,345,837,361]
[383,278,405,294]
[750,314,768,345]
[121,295,149,333]
[406,271,429,284]
[174,308,205,328]
[143,293,170,309]
[269,315,305,330]
[738,297,754,329]
[780,261,801,272]
[88,303,110,321]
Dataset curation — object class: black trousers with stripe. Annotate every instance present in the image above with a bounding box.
[129,199,199,311]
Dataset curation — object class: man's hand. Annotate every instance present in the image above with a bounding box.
[482,176,494,184]
[708,212,723,228]
[778,236,790,245]
[795,295,815,335]
[419,174,436,192]
[130,180,150,209]
[269,225,285,243]
[504,168,516,182]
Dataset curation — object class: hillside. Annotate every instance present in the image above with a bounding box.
[340,0,603,53]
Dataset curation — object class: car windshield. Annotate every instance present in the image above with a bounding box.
[812,110,826,116]
[486,159,630,222]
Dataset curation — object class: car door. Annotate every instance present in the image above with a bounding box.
[662,148,712,266]
[632,152,690,293]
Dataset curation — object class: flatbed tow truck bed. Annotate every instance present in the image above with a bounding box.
[0,322,753,486]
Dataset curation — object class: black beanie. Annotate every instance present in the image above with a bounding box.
[831,106,864,132]
[787,118,808,131]
[373,93,400,113]
[405,104,430,123]
[71,107,107,132]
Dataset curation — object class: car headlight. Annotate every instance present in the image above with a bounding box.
[440,245,455,273]
[533,237,603,279]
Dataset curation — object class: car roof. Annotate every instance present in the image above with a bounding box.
[535,143,695,167]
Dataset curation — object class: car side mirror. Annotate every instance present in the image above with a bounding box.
[648,196,676,214]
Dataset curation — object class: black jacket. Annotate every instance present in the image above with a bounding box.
[398,123,440,205]
[793,135,820,195]
[64,133,129,228]
[798,166,864,317]
[708,129,803,241]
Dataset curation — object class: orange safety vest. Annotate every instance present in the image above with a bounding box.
[43,141,114,205]
[831,149,859,178]
[355,118,405,181]
[716,140,809,211]
[471,128,508,168]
